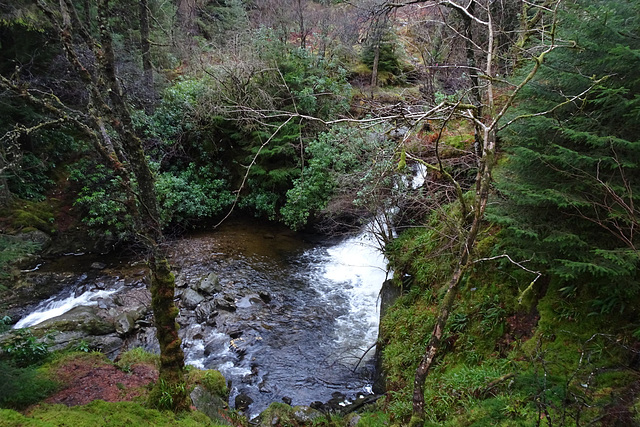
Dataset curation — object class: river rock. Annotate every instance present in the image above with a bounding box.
[34,306,115,335]
[181,288,205,309]
[195,301,217,324]
[114,309,146,336]
[235,393,253,412]
[214,294,237,312]
[91,262,107,270]
[257,403,323,426]
[15,229,51,250]
[196,272,221,295]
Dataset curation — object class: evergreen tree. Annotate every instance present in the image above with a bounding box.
[493,0,640,313]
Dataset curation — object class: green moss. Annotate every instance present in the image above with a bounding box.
[201,370,227,397]
[9,199,56,233]
[117,347,160,369]
[187,369,228,398]
[355,411,390,427]
[1,401,223,426]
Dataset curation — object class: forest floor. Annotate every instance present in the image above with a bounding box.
[39,354,157,407]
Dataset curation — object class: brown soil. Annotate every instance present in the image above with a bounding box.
[43,357,158,406]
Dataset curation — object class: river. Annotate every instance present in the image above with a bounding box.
[13,219,388,417]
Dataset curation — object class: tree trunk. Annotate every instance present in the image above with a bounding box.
[95,0,187,409]
[410,263,467,425]
[371,43,380,87]
[148,255,189,411]
[140,0,153,91]
[296,0,306,49]
[0,170,11,208]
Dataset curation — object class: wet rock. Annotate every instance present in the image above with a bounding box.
[34,306,115,335]
[282,396,292,405]
[174,273,188,288]
[194,301,217,324]
[96,298,110,310]
[258,291,271,304]
[114,308,146,336]
[91,262,107,270]
[235,393,253,412]
[40,330,123,359]
[181,288,205,309]
[14,230,51,251]
[310,401,324,411]
[324,392,347,412]
[196,272,221,295]
[345,413,362,427]
[214,294,237,312]
[88,334,124,359]
[339,394,381,415]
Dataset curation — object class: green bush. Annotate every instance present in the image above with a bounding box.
[69,160,133,240]
[0,360,58,409]
[0,235,39,286]
[155,163,234,226]
[1,328,52,367]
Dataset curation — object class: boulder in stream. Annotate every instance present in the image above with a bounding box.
[181,288,205,309]
[195,272,221,295]
[235,393,253,413]
[194,301,217,324]
[214,294,237,312]
[34,306,115,335]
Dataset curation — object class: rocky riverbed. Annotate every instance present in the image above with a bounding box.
[2,220,387,418]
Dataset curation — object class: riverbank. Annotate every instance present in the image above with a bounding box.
[1,218,387,419]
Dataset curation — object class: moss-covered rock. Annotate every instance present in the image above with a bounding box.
[256,402,323,426]
[34,306,115,336]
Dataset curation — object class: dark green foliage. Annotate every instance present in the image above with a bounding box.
[0,98,84,202]
[361,27,402,76]
[155,164,234,226]
[0,235,38,286]
[1,328,52,367]
[281,124,403,230]
[492,0,640,314]
[0,360,58,409]
[281,126,361,229]
[69,160,134,241]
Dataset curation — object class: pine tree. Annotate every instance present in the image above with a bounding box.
[493,0,640,313]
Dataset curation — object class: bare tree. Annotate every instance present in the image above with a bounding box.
[363,0,569,423]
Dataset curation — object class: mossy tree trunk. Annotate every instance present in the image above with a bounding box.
[1,0,190,411]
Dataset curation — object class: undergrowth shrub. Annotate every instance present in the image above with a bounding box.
[0,360,58,409]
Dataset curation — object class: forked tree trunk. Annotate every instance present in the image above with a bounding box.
[411,127,496,424]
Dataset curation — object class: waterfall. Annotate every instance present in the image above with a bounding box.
[14,284,119,329]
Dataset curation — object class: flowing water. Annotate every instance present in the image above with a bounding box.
[14,219,388,417]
